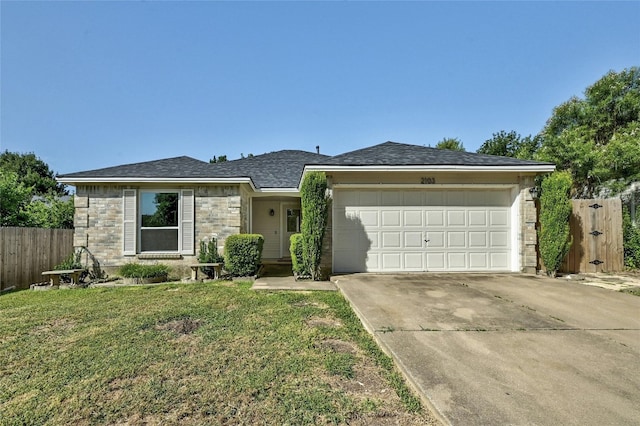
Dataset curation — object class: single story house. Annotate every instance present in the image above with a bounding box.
[58,141,555,276]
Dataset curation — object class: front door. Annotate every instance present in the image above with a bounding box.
[281,203,301,258]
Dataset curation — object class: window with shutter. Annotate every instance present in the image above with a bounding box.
[123,189,137,255]
[181,189,194,255]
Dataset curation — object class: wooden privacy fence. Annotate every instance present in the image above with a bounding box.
[561,199,623,273]
[0,227,74,291]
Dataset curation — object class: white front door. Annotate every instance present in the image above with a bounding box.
[281,203,301,258]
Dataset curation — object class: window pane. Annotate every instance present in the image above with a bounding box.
[141,229,179,251]
[287,209,301,233]
[141,192,178,227]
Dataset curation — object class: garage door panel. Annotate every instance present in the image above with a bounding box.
[404,252,424,270]
[448,253,467,269]
[447,210,466,226]
[404,210,423,227]
[490,252,509,269]
[468,210,487,226]
[404,232,424,248]
[469,231,487,248]
[426,231,445,248]
[427,253,445,269]
[382,253,401,269]
[366,232,379,249]
[359,210,379,227]
[490,231,508,247]
[470,252,488,268]
[448,231,466,248]
[426,210,445,226]
[381,210,401,226]
[382,232,401,248]
[490,210,509,226]
[334,189,513,273]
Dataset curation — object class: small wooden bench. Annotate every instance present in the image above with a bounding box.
[41,269,85,286]
[189,263,222,280]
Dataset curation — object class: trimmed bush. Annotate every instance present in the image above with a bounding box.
[539,171,573,277]
[300,171,329,280]
[289,233,306,276]
[224,234,264,276]
[119,263,170,279]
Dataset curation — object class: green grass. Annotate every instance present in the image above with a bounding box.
[621,287,640,296]
[0,282,431,425]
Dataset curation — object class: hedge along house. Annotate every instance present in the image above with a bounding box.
[58,141,555,277]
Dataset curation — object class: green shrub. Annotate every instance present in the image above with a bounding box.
[300,171,329,280]
[198,237,224,278]
[623,208,640,269]
[54,250,88,283]
[289,233,306,276]
[223,234,264,276]
[539,171,573,277]
[118,263,170,279]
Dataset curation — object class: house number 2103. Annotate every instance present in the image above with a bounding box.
[421,177,436,184]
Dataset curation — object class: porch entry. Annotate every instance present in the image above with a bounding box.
[251,199,301,259]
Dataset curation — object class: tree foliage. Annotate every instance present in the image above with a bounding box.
[477,130,540,159]
[0,151,67,196]
[435,137,465,152]
[536,67,640,197]
[0,170,32,226]
[209,155,228,163]
[300,171,329,280]
[539,171,573,277]
[0,153,73,228]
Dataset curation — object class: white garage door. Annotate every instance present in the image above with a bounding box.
[333,189,514,272]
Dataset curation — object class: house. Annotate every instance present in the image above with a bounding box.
[58,141,555,276]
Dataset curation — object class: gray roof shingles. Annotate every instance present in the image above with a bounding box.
[59,142,553,188]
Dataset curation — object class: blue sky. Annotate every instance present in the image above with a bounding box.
[1,1,639,176]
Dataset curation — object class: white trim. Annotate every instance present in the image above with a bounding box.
[257,187,299,193]
[332,183,517,190]
[58,177,257,190]
[304,164,556,173]
[511,187,521,272]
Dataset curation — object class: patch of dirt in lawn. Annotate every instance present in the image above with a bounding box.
[155,318,202,335]
[292,300,329,309]
[316,338,357,354]
[30,318,76,335]
[306,316,343,328]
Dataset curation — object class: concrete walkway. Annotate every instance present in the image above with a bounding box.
[252,276,337,291]
[334,273,640,426]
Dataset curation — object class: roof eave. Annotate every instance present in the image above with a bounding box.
[303,164,557,173]
[57,176,258,191]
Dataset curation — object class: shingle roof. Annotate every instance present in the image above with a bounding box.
[323,141,552,167]
[59,142,553,188]
[58,156,213,178]
[206,150,331,188]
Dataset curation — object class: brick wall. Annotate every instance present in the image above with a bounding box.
[519,177,539,274]
[74,184,245,277]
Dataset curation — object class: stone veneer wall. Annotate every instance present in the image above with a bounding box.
[519,177,539,274]
[74,184,245,278]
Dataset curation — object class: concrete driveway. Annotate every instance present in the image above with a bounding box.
[333,274,640,426]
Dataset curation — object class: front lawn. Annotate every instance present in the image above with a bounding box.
[0,282,437,425]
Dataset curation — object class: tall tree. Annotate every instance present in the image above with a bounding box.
[0,170,32,226]
[477,130,540,159]
[536,67,640,197]
[0,151,67,196]
[435,137,465,152]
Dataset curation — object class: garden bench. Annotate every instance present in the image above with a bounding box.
[189,263,222,280]
[41,269,85,286]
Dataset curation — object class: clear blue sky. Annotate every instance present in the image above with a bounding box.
[1,1,639,175]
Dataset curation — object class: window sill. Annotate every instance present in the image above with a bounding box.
[137,253,183,260]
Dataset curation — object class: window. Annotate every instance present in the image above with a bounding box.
[140,192,179,251]
[287,208,301,233]
[122,189,194,255]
